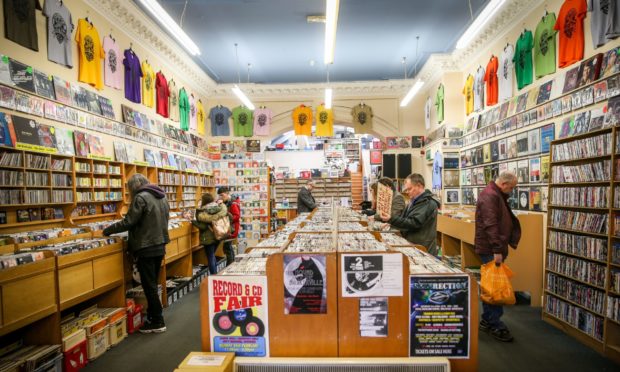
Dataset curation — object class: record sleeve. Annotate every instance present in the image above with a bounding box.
[517,159,529,184]
[73,131,89,157]
[70,85,88,110]
[55,127,75,156]
[53,76,72,105]
[14,91,31,113]
[529,157,540,183]
[144,149,156,166]
[12,115,39,145]
[518,187,530,210]
[33,70,55,100]
[37,123,57,149]
[87,134,105,157]
[559,116,575,138]
[536,80,553,105]
[9,59,34,92]
[84,90,102,115]
[113,141,128,163]
[562,66,581,93]
[573,111,591,135]
[0,86,16,109]
[540,124,554,153]
[516,132,528,157]
[125,143,137,163]
[0,55,12,85]
[601,47,619,77]
[0,112,16,147]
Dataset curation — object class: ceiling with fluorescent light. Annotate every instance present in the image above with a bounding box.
[140,0,490,84]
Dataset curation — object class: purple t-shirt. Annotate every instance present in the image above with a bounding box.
[123,49,142,103]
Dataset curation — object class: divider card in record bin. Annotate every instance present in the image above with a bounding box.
[409,275,470,358]
[208,276,269,357]
[341,253,403,297]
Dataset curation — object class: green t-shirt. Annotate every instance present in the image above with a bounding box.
[232,106,254,137]
[513,30,534,89]
[435,84,444,123]
[534,13,557,79]
[178,88,190,131]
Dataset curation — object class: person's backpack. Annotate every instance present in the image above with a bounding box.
[210,215,231,240]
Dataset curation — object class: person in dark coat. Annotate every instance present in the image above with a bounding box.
[193,193,228,275]
[365,178,406,218]
[475,172,521,342]
[378,174,440,254]
[217,187,240,266]
[103,174,170,334]
[297,180,317,213]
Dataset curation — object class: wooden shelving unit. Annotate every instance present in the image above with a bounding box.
[543,127,620,363]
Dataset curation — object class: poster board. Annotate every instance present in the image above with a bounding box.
[376,182,393,217]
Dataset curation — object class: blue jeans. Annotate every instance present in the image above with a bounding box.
[204,242,219,274]
[480,254,507,331]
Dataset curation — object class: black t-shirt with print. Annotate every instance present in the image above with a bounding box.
[3,0,42,51]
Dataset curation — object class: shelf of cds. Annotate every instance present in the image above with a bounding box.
[543,126,620,363]
[212,160,271,241]
[199,207,479,371]
[274,177,353,207]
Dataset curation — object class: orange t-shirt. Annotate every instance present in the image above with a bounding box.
[553,0,587,68]
[484,56,499,106]
[292,105,313,136]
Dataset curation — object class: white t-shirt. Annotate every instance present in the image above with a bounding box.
[474,67,485,112]
[253,107,272,136]
[499,44,515,102]
[432,150,443,190]
[424,97,432,130]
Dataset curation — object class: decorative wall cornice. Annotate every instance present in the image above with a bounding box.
[84,0,215,98]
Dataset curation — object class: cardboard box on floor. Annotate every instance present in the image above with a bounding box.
[175,352,234,372]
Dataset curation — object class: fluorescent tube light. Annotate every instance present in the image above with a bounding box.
[232,85,255,110]
[456,0,506,49]
[325,88,333,109]
[324,0,340,64]
[139,0,201,56]
[400,80,424,107]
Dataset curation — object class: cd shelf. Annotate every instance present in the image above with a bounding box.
[544,126,620,357]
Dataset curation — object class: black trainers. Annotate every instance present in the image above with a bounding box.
[479,319,491,332]
[140,320,166,334]
[490,328,514,342]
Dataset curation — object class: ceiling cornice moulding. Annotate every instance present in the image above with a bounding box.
[84,0,215,98]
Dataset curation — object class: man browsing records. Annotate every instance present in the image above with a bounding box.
[297,180,317,213]
[475,172,521,342]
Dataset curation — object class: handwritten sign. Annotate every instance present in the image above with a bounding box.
[376,182,393,218]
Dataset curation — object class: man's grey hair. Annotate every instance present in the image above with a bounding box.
[496,171,517,184]
[406,173,425,187]
[128,173,150,198]
[307,180,316,186]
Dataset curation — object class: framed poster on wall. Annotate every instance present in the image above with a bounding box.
[370,150,382,165]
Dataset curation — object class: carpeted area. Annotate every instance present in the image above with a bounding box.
[83,289,618,372]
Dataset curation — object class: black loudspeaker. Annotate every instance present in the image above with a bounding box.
[397,154,412,179]
[383,154,396,178]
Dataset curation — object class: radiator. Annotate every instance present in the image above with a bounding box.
[234,357,450,372]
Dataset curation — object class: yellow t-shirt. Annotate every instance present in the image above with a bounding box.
[292,105,313,136]
[462,74,474,115]
[315,104,334,137]
[141,61,155,108]
[196,100,206,134]
[75,19,105,90]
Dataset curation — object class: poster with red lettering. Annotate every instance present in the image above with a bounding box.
[208,276,269,356]
[283,254,327,314]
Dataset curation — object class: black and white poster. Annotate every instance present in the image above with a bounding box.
[341,254,403,297]
[410,275,470,358]
[9,59,34,92]
[359,297,388,337]
[283,254,327,314]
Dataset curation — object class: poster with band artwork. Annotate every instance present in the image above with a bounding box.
[283,254,327,314]
[208,275,269,356]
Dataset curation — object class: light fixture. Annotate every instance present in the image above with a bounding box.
[139,0,201,56]
[232,85,255,110]
[324,0,340,64]
[456,0,507,50]
[400,80,424,107]
[324,88,333,109]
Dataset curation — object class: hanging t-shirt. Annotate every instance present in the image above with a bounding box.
[178,88,190,131]
[534,13,557,78]
[155,72,169,118]
[43,0,73,67]
[168,79,179,121]
[123,49,141,103]
[141,61,155,108]
[210,106,232,136]
[292,105,313,136]
[588,0,619,47]
[196,100,206,135]
[103,36,121,89]
[462,75,474,115]
[315,104,334,137]
[424,97,432,129]
[432,150,443,190]
[75,19,104,90]
[513,30,534,89]
[232,106,253,137]
[485,56,499,106]
[189,94,197,131]
[473,68,485,112]
[608,0,620,38]
[351,104,373,133]
[435,84,445,123]
[3,0,41,51]
[554,0,587,68]
[253,107,272,136]
[499,44,514,102]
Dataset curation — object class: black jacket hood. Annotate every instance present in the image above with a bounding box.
[137,184,166,199]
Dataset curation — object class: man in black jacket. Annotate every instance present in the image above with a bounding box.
[297,180,317,213]
[103,174,170,334]
[378,174,440,255]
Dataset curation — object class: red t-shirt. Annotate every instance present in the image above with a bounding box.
[554,0,587,68]
[484,56,499,106]
[155,72,169,118]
